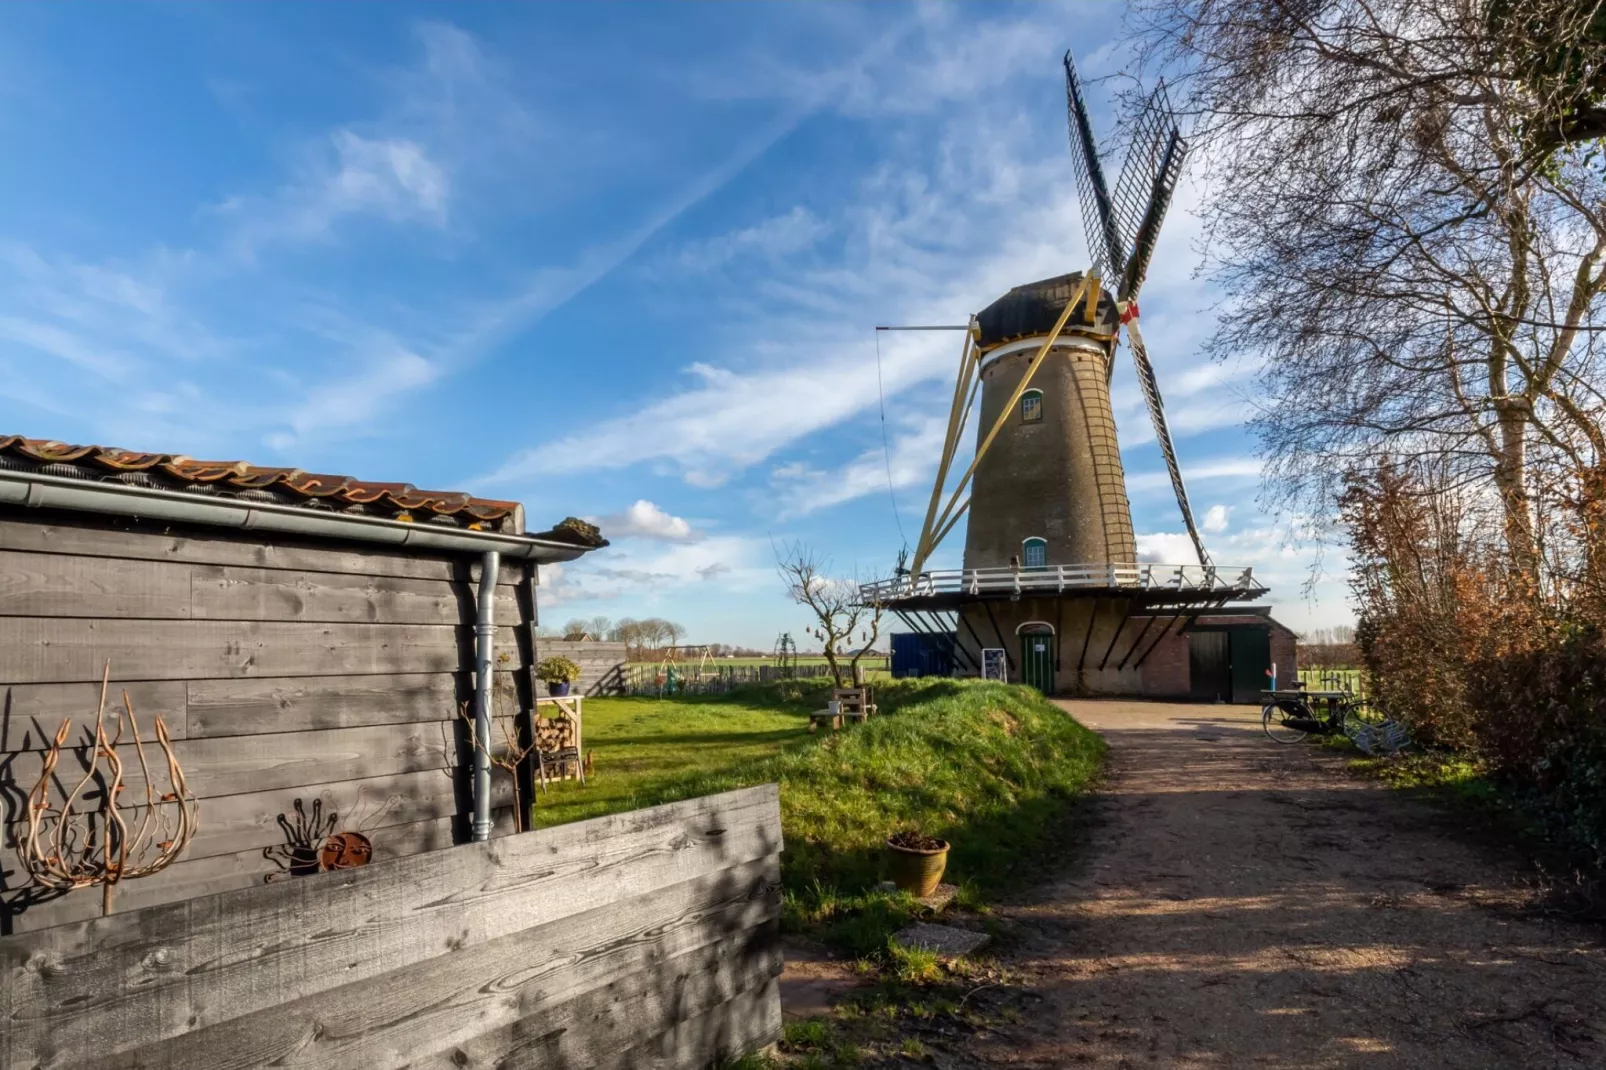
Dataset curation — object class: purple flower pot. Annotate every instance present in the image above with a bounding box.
[547,680,571,697]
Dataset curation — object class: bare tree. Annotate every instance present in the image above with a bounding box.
[775,540,885,687]
[585,616,613,643]
[561,618,590,641]
[1128,0,1606,581]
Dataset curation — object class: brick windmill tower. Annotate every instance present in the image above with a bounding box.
[866,52,1270,696]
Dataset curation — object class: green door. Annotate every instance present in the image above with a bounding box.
[1019,632,1055,693]
[1229,627,1272,704]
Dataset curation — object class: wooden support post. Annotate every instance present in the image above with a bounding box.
[1076,597,1100,675]
[1098,600,1134,671]
[1131,611,1187,671]
[957,610,986,673]
[983,600,1014,674]
[1116,612,1160,671]
[1054,598,1065,672]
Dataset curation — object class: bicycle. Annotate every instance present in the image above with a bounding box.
[1261,681,1405,753]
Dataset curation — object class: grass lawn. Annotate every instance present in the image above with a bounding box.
[529,678,1107,959]
[528,694,814,827]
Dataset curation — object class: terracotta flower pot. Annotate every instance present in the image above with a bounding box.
[885,834,950,897]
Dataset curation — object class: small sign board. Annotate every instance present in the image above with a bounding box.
[981,648,1007,682]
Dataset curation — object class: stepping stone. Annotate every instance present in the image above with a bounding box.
[893,922,990,957]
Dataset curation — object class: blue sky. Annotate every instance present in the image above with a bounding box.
[0,2,1353,646]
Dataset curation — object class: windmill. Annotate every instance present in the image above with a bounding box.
[864,49,1268,697]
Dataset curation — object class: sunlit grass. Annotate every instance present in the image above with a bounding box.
[531,678,1106,957]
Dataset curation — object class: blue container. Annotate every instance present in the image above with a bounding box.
[891,632,956,678]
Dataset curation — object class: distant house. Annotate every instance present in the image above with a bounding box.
[0,434,607,933]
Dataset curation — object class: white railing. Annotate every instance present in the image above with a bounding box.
[858,563,1262,602]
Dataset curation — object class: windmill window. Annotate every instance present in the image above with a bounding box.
[1020,389,1043,423]
[1022,537,1048,570]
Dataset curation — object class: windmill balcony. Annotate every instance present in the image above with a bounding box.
[858,563,1264,605]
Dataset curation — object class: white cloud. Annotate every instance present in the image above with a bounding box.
[596,500,697,541]
[1126,457,1261,493]
[321,133,449,223]
[536,534,770,607]
[1202,504,1231,533]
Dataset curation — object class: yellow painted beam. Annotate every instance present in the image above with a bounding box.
[911,320,977,568]
[914,278,1087,574]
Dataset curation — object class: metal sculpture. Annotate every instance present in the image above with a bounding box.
[17,662,198,915]
[263,789,396,881]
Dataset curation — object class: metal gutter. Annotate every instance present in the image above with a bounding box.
[471,550,499,842]
[0,469,591,563]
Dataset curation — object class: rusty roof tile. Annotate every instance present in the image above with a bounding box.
[0,434,539,534]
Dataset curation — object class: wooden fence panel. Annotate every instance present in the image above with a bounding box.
[0,785,783,1070]
[536,641,627,697]
[0,618,527,683]
[0,516,528,587]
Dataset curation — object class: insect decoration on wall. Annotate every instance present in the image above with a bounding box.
[263,787,399,882]
[17,661,200,917]
[263,797,337,879]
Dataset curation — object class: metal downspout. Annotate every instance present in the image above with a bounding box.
[472,550,500,842]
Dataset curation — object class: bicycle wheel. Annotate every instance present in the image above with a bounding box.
[1262,701,1308,743]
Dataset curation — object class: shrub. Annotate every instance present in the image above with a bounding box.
[534,655,582,683]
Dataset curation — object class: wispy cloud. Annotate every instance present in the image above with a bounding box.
[769,413,946,519]
[216,131,450,258]
[262,338,439,450]
[1126,456,1260,494]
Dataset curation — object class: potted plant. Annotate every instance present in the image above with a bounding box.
[885,829,950,897]
[535,655,582,696]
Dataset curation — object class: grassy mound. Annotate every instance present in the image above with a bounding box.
[531,678,1106,954]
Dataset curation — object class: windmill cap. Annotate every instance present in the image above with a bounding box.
[976,271,1120,351]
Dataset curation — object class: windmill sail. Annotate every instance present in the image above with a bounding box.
[1063,50,1211,568]
[1063,52,1125,277]
[1111,80,1187,302]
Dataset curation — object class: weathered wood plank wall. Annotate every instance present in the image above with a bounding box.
[536,640,628,696]
[0,786,784,1070]
[0,510,537,935]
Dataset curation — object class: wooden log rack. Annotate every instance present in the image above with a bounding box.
[534,694,585,789]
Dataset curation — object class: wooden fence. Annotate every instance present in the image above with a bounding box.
[0,785,784,1069]
[536,640,628,696]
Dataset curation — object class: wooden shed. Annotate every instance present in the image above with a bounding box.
[0,434,608,934]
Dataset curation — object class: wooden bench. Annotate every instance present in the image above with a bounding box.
[808,709,842,732]
[832,687,877,718]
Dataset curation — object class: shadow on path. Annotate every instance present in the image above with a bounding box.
[961,699,1606,1069]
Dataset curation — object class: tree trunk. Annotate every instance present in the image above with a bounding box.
[823,642,845,687]
[1493,400,1539,586]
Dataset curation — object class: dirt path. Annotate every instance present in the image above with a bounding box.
[956,699,1606,1069]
